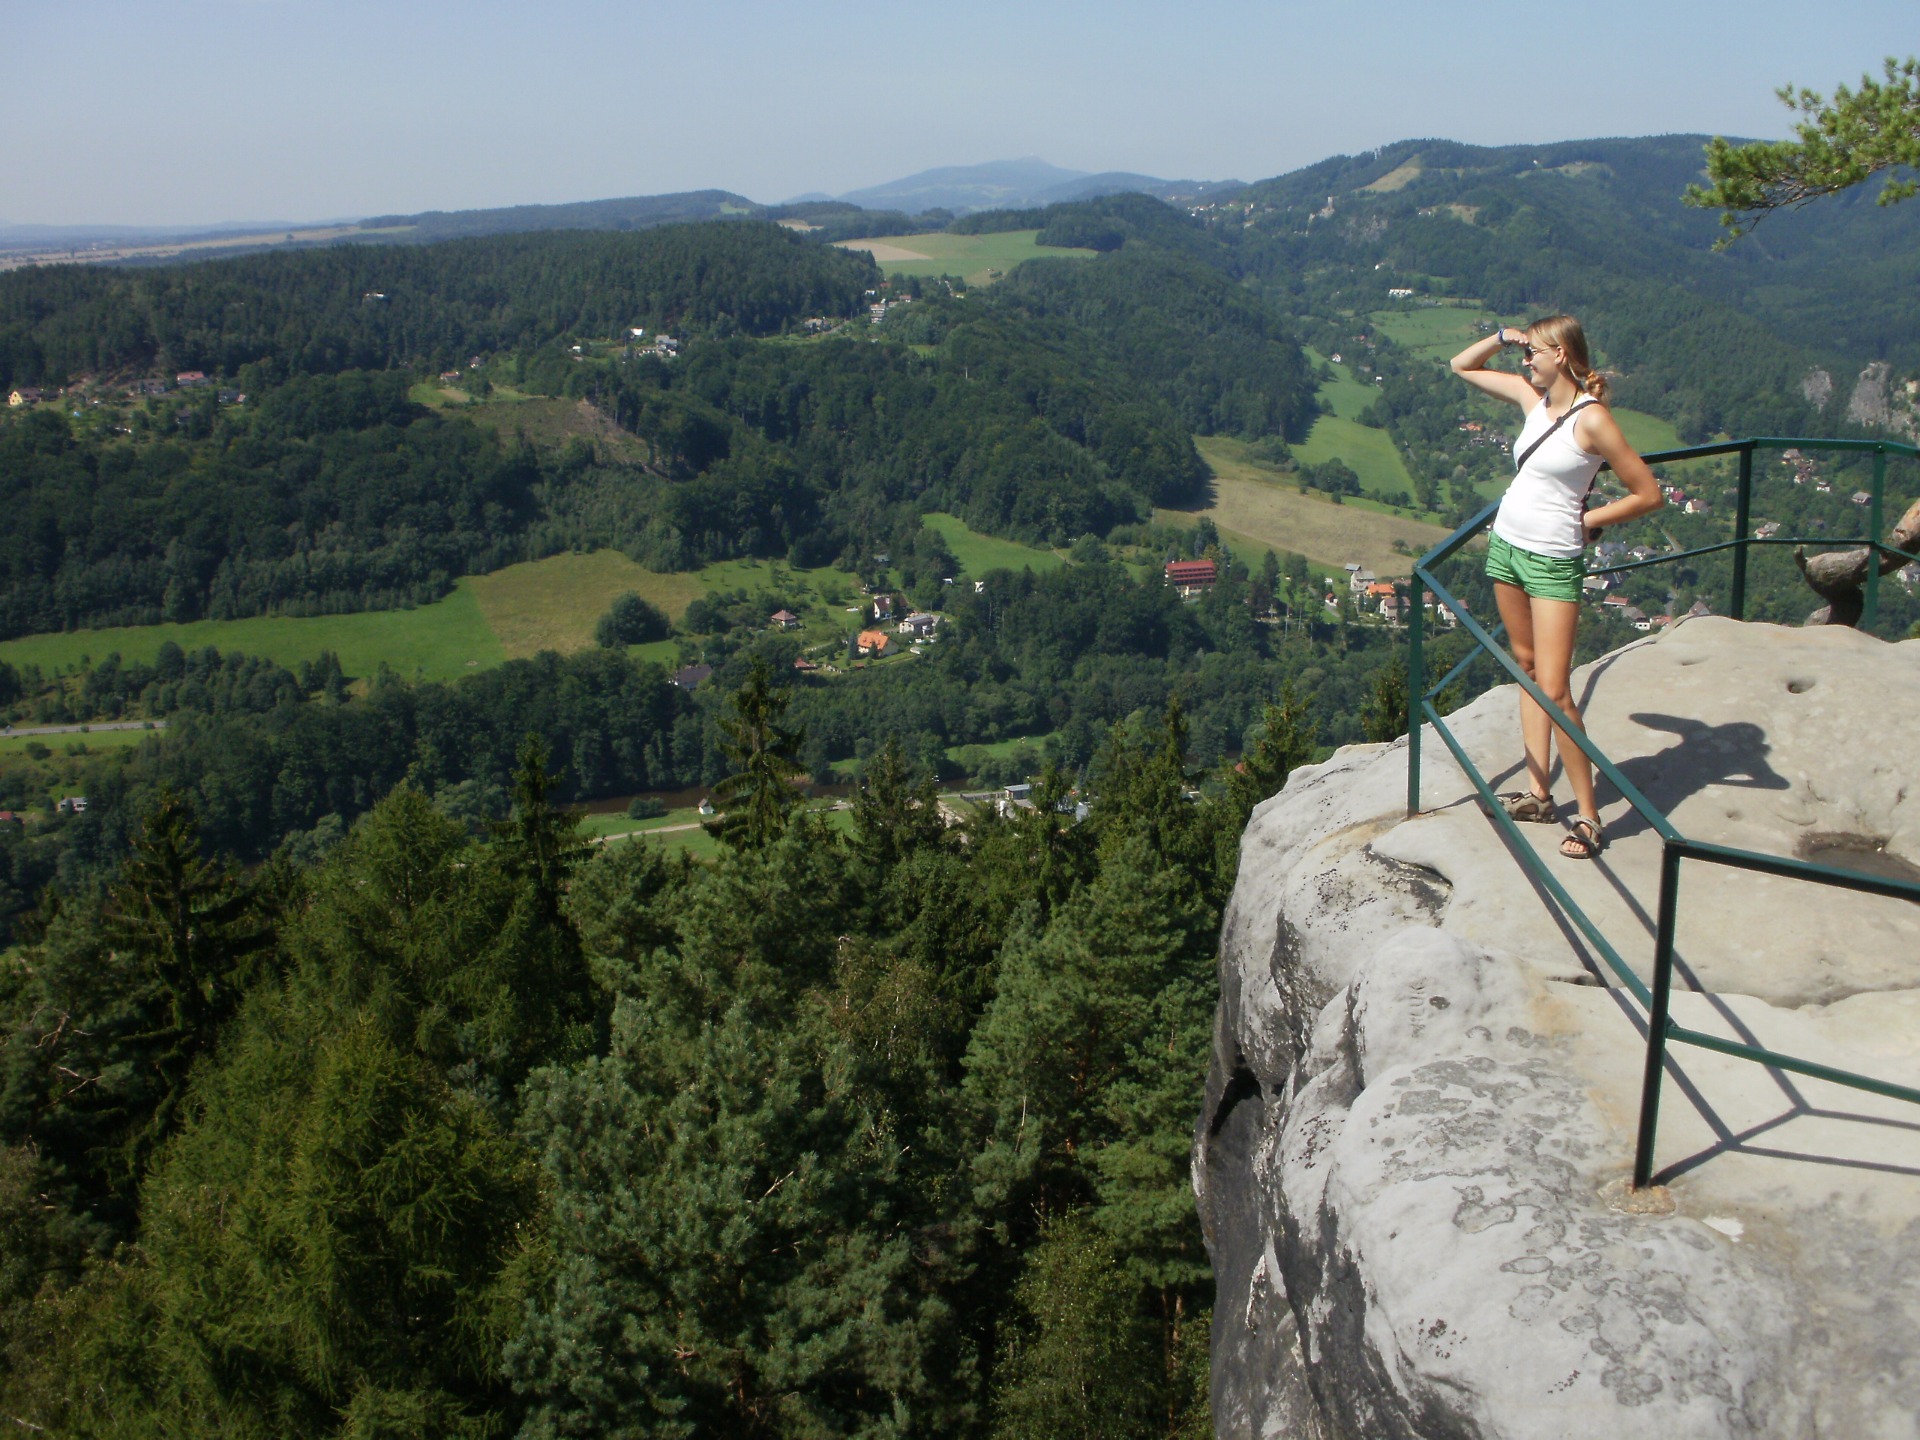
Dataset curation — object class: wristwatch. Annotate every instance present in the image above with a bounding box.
[1494,327,1511,347]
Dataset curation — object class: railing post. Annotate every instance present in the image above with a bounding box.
[1633,842,1684,1190]
[1730,444,1753,620]
[1864,444,1886,633]
[1406,571,1424,816]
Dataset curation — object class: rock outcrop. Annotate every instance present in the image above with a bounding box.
[1196,618,1920,1438]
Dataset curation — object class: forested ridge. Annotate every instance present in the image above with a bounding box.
[0,214,1318,635]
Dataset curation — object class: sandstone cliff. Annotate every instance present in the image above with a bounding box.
[1195,618,1920,1438]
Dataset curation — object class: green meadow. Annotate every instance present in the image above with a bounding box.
[1367,304,1496,361]
[834,230,1097,286]
[0,726,158,756]
[0,589,505,682]
[921,512,1065,576]
[1294,414,1421,502]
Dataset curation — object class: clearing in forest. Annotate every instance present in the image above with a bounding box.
[834,230,1097,286]
[921,512,1065,576]
[0,590,505,683]
[1169,438,1450,577]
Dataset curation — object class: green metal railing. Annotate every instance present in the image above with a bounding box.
[1405,437,1920,1189]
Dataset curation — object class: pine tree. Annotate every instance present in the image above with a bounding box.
[1687,56,1920,242]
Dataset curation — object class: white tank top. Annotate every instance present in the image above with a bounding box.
[1492,399,1605,558]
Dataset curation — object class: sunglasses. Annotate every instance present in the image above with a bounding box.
[1521,343,1560,361]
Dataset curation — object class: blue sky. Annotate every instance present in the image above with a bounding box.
[4,0,1913,226]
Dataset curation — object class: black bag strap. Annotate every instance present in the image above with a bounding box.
[1513,398,1595,473]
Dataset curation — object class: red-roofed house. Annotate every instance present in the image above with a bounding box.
[1164,559,1217,597]
[770,608,799,630]
[856,629,892,657]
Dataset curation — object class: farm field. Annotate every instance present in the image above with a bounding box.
[921,512,1065,576]
[834,230,1097,286]
[0,588,505,682]
[1171,438,1450,577]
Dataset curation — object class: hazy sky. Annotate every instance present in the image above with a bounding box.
[5,0,1913,226]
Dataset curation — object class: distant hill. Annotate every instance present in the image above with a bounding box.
[1236,133,1920,368]
[355,189,762,242]
[835,158,1238,214]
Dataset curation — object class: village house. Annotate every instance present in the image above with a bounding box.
[897,612,939,639]
[1347,567,1376,596]
[175,371,209,387]
[769,608,800,631]
[870,594,896,621]
[7,387,45,407]
[671,663,713,690]
[856,629,891,658]
[1164,558,1217,598]
[792,657,819,672]
[1754,521,1782,539]
[1851,491,1874,507]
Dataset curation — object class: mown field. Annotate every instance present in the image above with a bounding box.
[833,230,1097,286]
[1172,437,1450,577]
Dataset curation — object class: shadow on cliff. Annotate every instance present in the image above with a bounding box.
[1590,712,1791,843]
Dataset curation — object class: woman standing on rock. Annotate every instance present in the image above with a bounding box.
[1449,316,1663,859]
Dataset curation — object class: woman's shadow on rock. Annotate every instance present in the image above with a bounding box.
[1596,713,1791,842]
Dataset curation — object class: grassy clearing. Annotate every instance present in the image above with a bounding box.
[0,727,157,756]
[922,512,1064,576]
[469,551,700,658]
[466,551,868,660]
[1303,349,1381,422]
[454,393,655,465]
[1293,415,1421,502]
[0,589,505,683]
[1174,438,1449,576]
[1367,305,1496,361]
[835,230,1096,286]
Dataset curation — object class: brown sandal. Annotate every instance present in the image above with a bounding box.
[1499,791,1556,824]
[1561,815,1604,860]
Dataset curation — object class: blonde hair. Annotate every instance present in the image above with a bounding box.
[1525,314,1610,404]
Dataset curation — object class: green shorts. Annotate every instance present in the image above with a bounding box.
[1485,532,1584,603]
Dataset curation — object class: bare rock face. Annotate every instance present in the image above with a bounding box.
[1847,360,1895,429]
[1195,618,1920,1439]
[1800,367,1833,411]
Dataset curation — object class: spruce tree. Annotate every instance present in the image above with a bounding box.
[709,660,806,850]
